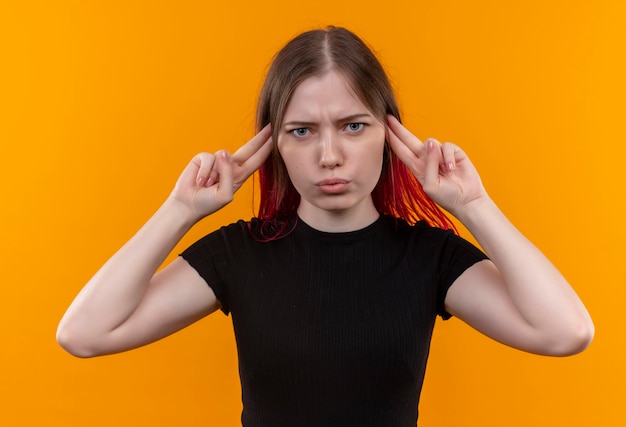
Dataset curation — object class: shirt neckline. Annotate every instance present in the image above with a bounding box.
[295,214,386,241]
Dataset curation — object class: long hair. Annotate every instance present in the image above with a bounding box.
[255,26,455,239]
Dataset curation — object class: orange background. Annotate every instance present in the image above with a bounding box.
[1,1,624,425]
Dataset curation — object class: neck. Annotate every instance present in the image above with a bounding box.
[296,203,380,232]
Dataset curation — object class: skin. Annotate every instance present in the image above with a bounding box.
[56,128,273,356]
[386,117,593,354]
[277,71,386,232]
[57,70,593,359]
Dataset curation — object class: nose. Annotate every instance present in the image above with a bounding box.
[319,131,342,168]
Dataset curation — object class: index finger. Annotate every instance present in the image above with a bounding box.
[386,115,425,156]
[231,124,273,165]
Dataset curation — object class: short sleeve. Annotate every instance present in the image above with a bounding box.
[436,231,488,319]
[180,221,250,315]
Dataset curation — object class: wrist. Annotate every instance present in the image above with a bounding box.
[159,197,200,231]
[453,193,498,228]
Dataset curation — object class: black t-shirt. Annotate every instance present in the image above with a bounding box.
[182,215,487,426]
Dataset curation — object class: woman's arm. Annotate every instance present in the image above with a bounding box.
[445,199,593,356]
[386,116,593,356]
[56,201,218,358]
[57,127,273,357]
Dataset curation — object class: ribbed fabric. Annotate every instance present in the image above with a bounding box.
[181,215,487,426]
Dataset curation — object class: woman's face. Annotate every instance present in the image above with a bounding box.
[277,70,386,230]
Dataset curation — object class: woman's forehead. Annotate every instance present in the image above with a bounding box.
[282,71,374,123]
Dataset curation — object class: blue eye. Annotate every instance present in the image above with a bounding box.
[290,128,310,137]
[346,123,365,132]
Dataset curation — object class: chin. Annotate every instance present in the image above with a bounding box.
[313,196,367,213]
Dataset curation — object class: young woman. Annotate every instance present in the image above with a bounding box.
[57,27,594,426]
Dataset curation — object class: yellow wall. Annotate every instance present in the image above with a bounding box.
[1,1,623,425]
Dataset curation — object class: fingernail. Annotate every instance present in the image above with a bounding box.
[447,161,455,171]
[206,177,215,186]
[197,177,204,186]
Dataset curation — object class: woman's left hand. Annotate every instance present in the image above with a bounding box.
[386,115,489,217]
[387,116,594,356]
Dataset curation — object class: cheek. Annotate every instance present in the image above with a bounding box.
[277,135,310,166]
[275,141,302,183]
[275,135,285,158]
[276,142,293,170]
[365,133,387,180]
[369,130,387,161]
[276,134,297,161]
[276,136,292,164]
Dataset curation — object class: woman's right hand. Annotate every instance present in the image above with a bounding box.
[169,125,273,222]
[57,125,273,358]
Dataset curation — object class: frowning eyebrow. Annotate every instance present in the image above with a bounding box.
[283,113,373,128]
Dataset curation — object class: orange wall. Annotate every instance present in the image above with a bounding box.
[1,1,623,425]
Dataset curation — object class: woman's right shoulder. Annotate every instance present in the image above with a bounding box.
[192,218,254,244]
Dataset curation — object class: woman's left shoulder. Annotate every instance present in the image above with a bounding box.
[381,215,454,239]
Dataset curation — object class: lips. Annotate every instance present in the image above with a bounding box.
[316,178,350,194]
